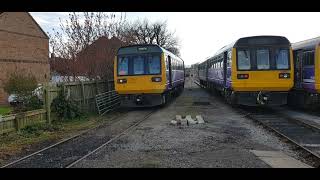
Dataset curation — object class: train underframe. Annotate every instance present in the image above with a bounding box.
[287,89,320,109]
[199,79,288,106]
[119,84,184,107]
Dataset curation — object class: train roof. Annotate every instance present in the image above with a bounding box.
[199,35,291,65]
[117,44,183,62]
[233,35,290,47]
[292,36,320,50]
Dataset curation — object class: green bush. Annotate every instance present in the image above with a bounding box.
[51,92,82,121]
[24,95,43,111]
[3,73,41,112]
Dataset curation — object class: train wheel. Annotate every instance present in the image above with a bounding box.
[224,89,236,106]
[161,93,167,106]
[178,86,184,95]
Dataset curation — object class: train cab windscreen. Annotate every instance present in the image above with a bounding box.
[237,48,290,71]
[118,54,161,76]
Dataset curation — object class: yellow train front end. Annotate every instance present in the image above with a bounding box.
[227,36,294,106]
[114,54,167,95]
[114,45,168,107]
[231,48,294,92]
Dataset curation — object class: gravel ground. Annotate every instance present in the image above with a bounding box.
[73,78,308,168]
[4,108,155,168]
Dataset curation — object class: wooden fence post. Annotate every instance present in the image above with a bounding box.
[15,112,25,131]
[14,115,21,131]
[81,81,85,110]
[45,86,51,124]
[96,80,99,94]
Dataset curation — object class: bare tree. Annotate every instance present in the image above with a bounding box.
[120,19,181,56]
[49,12,126,82]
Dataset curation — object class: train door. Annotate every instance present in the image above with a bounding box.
[168,56,173,89]
[223,51,228,87]
[294,51,303,89]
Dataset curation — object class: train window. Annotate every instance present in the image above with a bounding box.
[303,51,315,66]
[133,56,145,75]
[237,49,251,70]
[310,52,315,65]
[275,49,289,69]
[118,56,129,75]
[166,56,169,70]
[256,49,270,70]
[147,55,161,74]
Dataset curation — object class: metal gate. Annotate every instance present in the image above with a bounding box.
[95,90,120,115]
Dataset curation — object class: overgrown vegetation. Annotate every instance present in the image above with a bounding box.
[3,73,42,112]
[19,123,62,137]
[51,91,82,121]
[0,106,12,115]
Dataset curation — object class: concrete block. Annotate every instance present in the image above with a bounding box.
[181,119,188,125]
[186,115,197,124]
[170,120,177,125]
[196,115,204,124]
[175,115,183,121]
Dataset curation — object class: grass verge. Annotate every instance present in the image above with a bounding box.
[0,106,12,116]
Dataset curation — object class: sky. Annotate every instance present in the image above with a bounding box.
[30,12,320,66]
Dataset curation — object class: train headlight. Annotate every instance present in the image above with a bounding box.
[237,74,249,79]
[279,73,290,79]
[151,77,162,82]
[117,79,127,84]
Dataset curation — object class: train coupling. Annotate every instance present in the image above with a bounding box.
[136,95,143,104]
[257,91,269,105]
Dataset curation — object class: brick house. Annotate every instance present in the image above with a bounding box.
[50,36,124,81]
[0,12,50,104]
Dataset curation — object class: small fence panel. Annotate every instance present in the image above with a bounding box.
[0,109,47,134]
[95,90,120,116]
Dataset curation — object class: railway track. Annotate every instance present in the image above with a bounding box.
[1,109,157,168]
[193,80,320,167]
[236,106,320,167]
